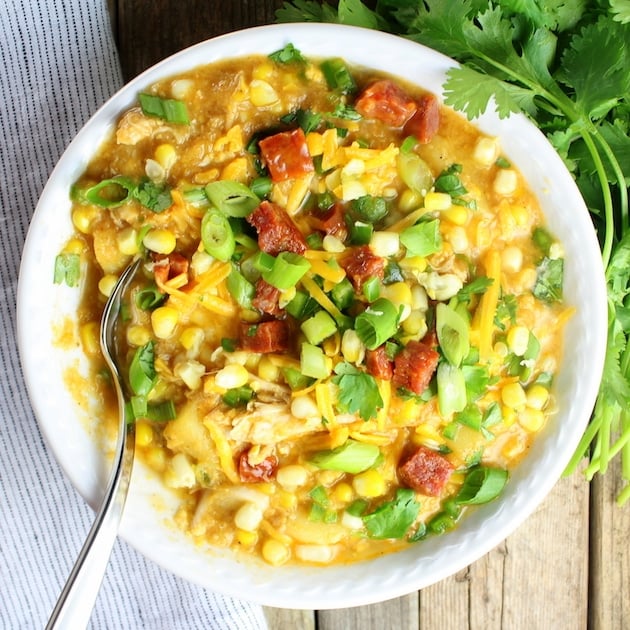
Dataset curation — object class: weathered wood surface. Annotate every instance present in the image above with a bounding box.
[109,2,629,628]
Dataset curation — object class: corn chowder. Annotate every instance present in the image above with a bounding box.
[56,45,571,567]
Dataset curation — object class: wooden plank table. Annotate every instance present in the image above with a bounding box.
[107,2,629,627]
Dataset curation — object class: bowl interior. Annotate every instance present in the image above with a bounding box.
[17,23,607,609]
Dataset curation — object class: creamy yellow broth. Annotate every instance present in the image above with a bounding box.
[60,50,570,567]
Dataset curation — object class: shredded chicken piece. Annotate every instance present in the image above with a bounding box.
[116,107,190,145]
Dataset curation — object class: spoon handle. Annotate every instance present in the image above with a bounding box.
[46,259,139,630]
[45,418,135,629]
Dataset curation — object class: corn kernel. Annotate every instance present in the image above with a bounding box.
[501,245,523,273]
[63,238,85,255]
[79,321,100,356]
[179,326,204,355]
[442,204,469,226]
[151,306,179,339]
[501,405,517,427]
[322,234,346,253]
[519,407,545,432]
[262,538,291,566]
[174,360,206,390]
[143,228,176,255]
[507,325,530,356]
[381,282,413,310]
[399,188,424,213]
[127,325,151,347]
[352,469,386,498]
[341,329,365,364]
[221,156,250,183]
[332,482,354,504]
[171,78,193,99]
[401,310,427,337]
[447,226,468,253]
[494,169,518,196]
[295,544,336,564]
[250,79,280,107]
[135,421,153,447]
[501,382,527,409]
[190,250,214,276]
[252,61,275,81]
[234,502,264,532]
[215,363,249,390]
[235,529,258,548]
[164,452,196,489]
[154,143,177,170]
[424,191,452,211]
[72,206,98,233]
[257,356,280,382]
[291,395,319,419]
[526,384,549,410]
[117,227,139,256]
[278,490,298,511]
[398,256,427,274]
[473,137,499,166]
[98,274,118,298]
[145,446,167,473]
[145,159,165,182]
[370,231,400,257]
[276,465,309,490]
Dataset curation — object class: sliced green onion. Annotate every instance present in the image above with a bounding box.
[310,439,380,474]
[346,498,368,517]
[301,310,337,346]
[221,337,237,352]
[222,385,254,408]
[320,58,357,94]
[262,252,311,290]
[182,187,210,207]
[351,195,387,223]
[354,298,399,350]
[85,176,135,208]
[300,342,330,379]
[252,250,275,274]
[138,93,189,124]
[362,276,381,302]
[285,290,318,320]
[201,208,235,261]
[532,227,554,255]
[349,221,373,245]
[146,399,177,422]
[436,302,470,367]
[306,232,324,250]
[400,136,418,154]
[282,366,315,390]
[331,277,355,310]
[397,152,433,194]
[53,253,80,287]
[455,466,508,505]
[309,485,329,506]
[129,341,156,397]
[250,176,273,199]
[427,512,457,535]
[226,266,255,307]
[204,181,260,218]
[400,219,442,257]
[437,363,467,417]
[130,394,148,419]
[135,283,166,310]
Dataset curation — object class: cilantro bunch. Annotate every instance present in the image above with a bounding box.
[277,0,630,504]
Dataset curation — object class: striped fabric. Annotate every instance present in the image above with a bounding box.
[0,1,268,627]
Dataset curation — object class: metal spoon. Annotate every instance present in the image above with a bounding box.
[46,258,142,629]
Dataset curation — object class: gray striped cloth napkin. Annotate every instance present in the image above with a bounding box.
[0,1,268,627]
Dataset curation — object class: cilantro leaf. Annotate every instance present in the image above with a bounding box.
[611,0,630,24]
[133,179,173,213]
[332,362,383,420]
[362,488,420,539]
[532,257,564,303]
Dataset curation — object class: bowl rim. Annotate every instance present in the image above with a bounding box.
[17,22,608,609]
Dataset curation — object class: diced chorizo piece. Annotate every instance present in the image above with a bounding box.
[152,252,189,285]
[239,320,290,354]
[252,278,283,316]
[392,340,439,395]
[238,449,279,482]
[247,200,308,255]
[313,202,348,242]
[340,245,385,291]
[366,345,393,381]
[355,80,417,128]
[398,445,454,496]
[404,93,440,144]
[258,128,315,182]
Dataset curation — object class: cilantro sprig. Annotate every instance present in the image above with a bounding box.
[277,0,630,504]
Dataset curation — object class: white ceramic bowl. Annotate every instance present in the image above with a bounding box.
[17,23,607,609]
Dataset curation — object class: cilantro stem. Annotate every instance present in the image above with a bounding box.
[564,396,605,476]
